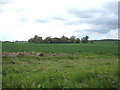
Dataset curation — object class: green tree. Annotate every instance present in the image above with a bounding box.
[52,37,60,43]
[81,36,89,43]
[61,35,68,43]
[28,35,43,43]
[75,38,80,43]
[34,35,43,43]
[28,38,34,43]
[44,36,52,43]
[69,36,76,43]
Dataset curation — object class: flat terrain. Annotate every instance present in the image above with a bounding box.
[2,41,118,54]
[2,41,119,88]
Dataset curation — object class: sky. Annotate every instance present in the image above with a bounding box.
[0,0,119,41]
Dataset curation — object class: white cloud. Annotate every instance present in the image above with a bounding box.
[0,0,118,41]
[82,29,118,40]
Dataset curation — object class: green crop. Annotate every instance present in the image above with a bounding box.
[2,41,119,88]
[2,41,118,54]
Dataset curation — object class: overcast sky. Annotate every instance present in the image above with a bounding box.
[0,0,118,41]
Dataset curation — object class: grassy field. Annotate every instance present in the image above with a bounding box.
[2,41,119,88]
[2,41,118,54]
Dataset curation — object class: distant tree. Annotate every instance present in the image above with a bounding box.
[56,38,61,43]
[86,36,89,40]
[44,36,52,43]
[81,36,89,43]
[69,36,76,43]
[28,35,82,44]
[52,37,59,43]
[34,35,38,39]
[28,38,34,43]
[28,35,43,43]
[15,40,19,42]
[75,38,80,43]
[61,35,68,43]
[33,35,43,43]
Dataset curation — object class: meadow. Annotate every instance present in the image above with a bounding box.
[2,41,119,88]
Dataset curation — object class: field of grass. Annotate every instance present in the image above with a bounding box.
[2,41,119,88]
[2,41,118,54]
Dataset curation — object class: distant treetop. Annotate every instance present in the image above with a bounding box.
[28,35,90,44]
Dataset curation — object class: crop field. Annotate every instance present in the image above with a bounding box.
[2,41,120,88]
[2,41,118,54]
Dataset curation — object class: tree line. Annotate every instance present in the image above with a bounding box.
[28,35,91,43]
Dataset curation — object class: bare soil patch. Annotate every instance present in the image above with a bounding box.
[2,52,74,57]
[2,52,44,57]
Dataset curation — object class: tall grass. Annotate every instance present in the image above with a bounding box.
[2,41,119,88]
[2,53,119,88]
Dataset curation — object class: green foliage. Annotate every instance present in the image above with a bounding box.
[75,38,80,43]
[81,36,89,43]
[2,41,119,88]
[61,35,68,43]
[44,36,52,43]
[28,35,43,43]
[28,35,84,43]
[2,41,118,54]
[2,54,119,88]
[69,36,76,43]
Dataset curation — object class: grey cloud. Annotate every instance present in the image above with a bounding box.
[35,19,49,23]
[87,14,117,30]
[20,18,28,23]
[64,21,80,25]
[0,0,9,5]
[35,16,66,23]
[92,28,109,34]
[52,16,67,21]
[0,0,13,14]
[0,8,3,13]
[103,2,118,14]
[66,1,118,34]
[68,8,104,19]
[0,0,13,5]
[118,2,120,16]
[68,2,117,18]
[75,27,110,34]
[118,1,120,29]
[0,7,4,14]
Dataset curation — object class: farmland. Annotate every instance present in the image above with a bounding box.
[2,41,118,54]
[2,41,119,88]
